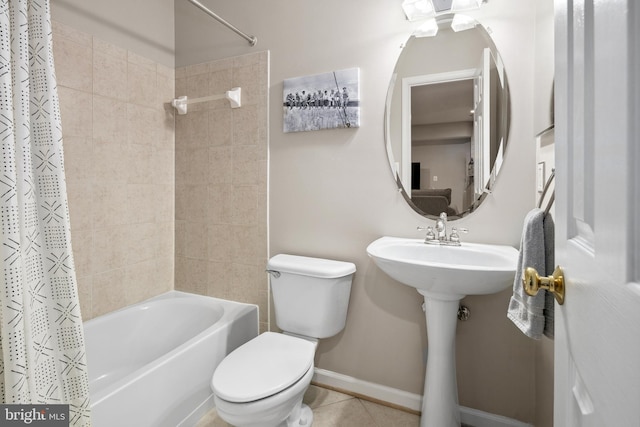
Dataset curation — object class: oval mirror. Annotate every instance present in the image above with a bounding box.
[385,15,510,220]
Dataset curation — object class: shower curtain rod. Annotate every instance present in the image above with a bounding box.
[186,0,257,46]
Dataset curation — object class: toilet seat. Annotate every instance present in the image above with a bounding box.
[212,332,316,403]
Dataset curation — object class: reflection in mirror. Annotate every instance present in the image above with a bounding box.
[385,15,510,220]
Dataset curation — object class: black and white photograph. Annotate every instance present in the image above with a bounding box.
[283,67,360,133]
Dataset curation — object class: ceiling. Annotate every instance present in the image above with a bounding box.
[410,79,474,126]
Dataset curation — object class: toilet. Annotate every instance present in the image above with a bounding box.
[211,254,356,427]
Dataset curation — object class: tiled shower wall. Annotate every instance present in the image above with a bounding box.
[174,52,269,332]
[53,22,175,320]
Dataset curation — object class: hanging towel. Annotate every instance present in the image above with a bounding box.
[542,212,555,339]
[507,208,555,339]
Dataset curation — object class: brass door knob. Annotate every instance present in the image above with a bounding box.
[522,266,565,305]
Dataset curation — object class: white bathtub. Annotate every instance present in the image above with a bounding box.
[84,291,258,427]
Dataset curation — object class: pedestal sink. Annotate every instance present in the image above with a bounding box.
[366,237,518,427]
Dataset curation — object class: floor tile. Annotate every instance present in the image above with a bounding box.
[304,385,354,409]
[311,398,376,427]
[195,384,421,427]
[360,399,421,427]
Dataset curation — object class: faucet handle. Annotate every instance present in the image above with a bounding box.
[417,226,436,241]
[449,227,469,245]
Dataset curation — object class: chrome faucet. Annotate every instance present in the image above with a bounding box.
[435,212,448,240]
[417,212,467,246]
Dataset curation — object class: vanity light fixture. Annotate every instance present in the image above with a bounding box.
[450,0,483,13]
[402,0,436,21]
[403,0,485,36]
[451,14,478,32]
[414,18,440,37]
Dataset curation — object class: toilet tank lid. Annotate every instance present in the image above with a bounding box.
[267,254,356,278]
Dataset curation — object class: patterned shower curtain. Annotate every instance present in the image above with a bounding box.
[0,0,91,425]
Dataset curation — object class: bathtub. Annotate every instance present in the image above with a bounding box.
[84,291,258,427]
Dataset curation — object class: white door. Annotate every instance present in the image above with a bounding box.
[554,0,640,425]
[472,48,491,198]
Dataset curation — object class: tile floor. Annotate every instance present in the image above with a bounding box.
[195,384,422,427]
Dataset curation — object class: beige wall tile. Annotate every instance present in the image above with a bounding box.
[92,226,130,273]
[76,275,93,321]
[125,259,170,304]
[184,221,209,260]
[127,144,154,184]
[232,105,259,146]
[208,224,234,262]
[231,146,259,186]
[185,147,209,184]
[157,73,176,107]
[66,179,93,231]
[209,146,233,184]
[177,257,208,289]
[175,220,186,258]
[53,35,93,92]
[56,27,266,324]
[58,87,92,138]
[92,139,130,182]
[231,185,258,225]
[183,184,208,222]
[123,222,159,265]
[91,182,130,228]
[127,104,157,146]
[128,62,157,108]
[232,65,260,106]
[176,52,268,310]
[55,24,175,320]
[93,50,128,101]
[208,69,233,99]
[206,261,233,297]
[183,110,210,149]
[208,109,232,146]
[62,136,93,182]
[208,184,232,224]
[70,229,93,279]
[152,148,175,185]
[93,95,128,143]
[92,268,127,317]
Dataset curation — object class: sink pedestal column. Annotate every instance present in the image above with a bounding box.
[419,291,461,427]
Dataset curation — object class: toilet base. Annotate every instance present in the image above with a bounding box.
[285,403,313,427]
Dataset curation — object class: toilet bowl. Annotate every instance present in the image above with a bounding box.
[212,333,316,427]
[211,254,356,427]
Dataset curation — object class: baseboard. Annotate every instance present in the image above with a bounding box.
[312,368,533,427]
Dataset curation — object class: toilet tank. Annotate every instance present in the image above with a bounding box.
[267,254,356,339]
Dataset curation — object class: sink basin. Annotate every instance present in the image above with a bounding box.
[366,236,519,426]
[366,236,519,300]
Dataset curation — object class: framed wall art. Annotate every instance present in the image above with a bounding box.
[283,67,360,133]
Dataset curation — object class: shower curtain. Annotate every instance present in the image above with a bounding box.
[0,0,91,425]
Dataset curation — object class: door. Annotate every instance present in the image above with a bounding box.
[472,48,491,198]
[554,0,640,425]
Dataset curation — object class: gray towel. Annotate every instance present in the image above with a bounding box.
[507,208,555,339]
